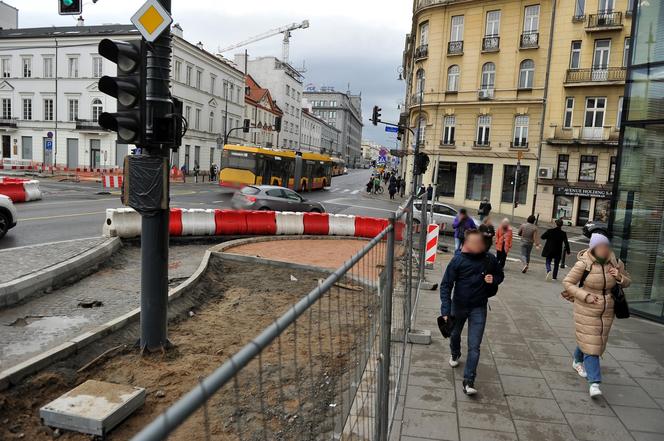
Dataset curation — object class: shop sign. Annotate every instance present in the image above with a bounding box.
[554,186,613,198]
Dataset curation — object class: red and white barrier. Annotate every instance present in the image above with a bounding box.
[425,224,440,264]
[102,175,123,188]
[104,208,405,240]
[0,177,42,202]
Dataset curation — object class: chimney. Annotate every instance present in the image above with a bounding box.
[76,16,85,27]
[172,23,183,38]
[196,41,204,50]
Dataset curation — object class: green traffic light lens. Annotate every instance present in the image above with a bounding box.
[63,0,74,6]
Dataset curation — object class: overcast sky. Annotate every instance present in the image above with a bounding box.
[12,0,412,147]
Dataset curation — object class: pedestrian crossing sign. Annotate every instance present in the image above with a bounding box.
[131,0,173,43]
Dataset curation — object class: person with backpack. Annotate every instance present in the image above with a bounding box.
[541,218,571,281]
[562,233,631,398]
[440,230,504,395]
[494,218,513,268]
[452,208,476,252]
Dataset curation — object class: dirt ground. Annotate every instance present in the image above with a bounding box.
[0,255,381,440]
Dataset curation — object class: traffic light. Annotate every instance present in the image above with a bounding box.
[274,116,282,132]
[371,105,382,126]
[242,118,251,133]
[97,39,145,145]
[58,0,82,15]
[414,152,429,175]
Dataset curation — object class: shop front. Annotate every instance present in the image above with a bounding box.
[553,186,612,226]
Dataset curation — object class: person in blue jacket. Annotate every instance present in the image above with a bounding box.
[440,229,504,395]
[452,208,477,252]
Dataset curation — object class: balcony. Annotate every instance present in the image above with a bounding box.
[546,125,619,146]
[447,40,463,56]
[565,67,626,86]
[0,118,17,128]
[76,119,107,132]
[410,93,423,106]
[482,36,500,52]
[510,141,529,150]
[586,11,623,31]
[478,88,495,100]
[520,32,539,49]
[473,141,491,149]
[414,44,429,60]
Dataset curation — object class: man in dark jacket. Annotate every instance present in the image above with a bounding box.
[541,218,571,281]
[440,230,504,395]
[426,184,434,201]
[478,197,492,221]
[452,209,477,252]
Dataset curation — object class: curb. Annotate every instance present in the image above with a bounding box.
[0,237,122,309]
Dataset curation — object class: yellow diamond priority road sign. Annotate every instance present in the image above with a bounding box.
[131,0,172,42]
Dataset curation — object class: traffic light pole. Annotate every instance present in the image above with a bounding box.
[140,0,172,352]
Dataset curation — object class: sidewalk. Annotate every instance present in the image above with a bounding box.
[392,252,664,441]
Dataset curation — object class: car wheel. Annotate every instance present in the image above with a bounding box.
[0,212,9,239]
[310,208,322,213]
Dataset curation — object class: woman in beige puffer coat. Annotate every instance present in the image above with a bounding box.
[562,233,630,398]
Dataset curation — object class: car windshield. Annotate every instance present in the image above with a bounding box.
[241,186,260,195]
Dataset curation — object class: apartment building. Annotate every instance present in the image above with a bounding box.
[402,0,552,217]
[242,74,282,149]
[536,0,632,225]
[0,23,245,171]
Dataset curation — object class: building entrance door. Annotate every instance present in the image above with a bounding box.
[2,135,10,159]
[577,197,592,226]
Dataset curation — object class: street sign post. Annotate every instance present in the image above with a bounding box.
[45,140,53,151]
[385,126,399,133]
[130,0,173,43]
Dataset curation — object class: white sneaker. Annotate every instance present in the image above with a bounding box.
[572,361,587,378]
[449,355,460,368]
[589,383,602,398]
[546,271,552,281]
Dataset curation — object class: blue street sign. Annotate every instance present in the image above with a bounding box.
[377,157,387,164]
[45,140,53,151]
[385,126,399,133]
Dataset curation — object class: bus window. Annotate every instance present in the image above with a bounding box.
[222,150,256,172]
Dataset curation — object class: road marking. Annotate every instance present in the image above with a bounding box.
[350,189,360,195]
[16,197,119,207]
[20,211,105,221]
[342,189,350,193]
[323,200,396,213]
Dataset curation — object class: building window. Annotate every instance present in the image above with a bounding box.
[481,62,495,89]
[485,10,501,36]
[584,97,606,138]
[91,98,103,122]
[419,20,429,46]
[554,195,574,222]
[43,98,54,121]
[599,0,615,13]
[209,111,214,132]
[579,155,598,182]
[593,39,611,70]
[608,156,617,183]
[43,57,54,78]
[450,15,464,42]
[442,116,455,145]
[575,0,585,18]
[476,115,491,145]
[68,57,78,78]
[563,97,575,128]
[466,163,493,200]
[22,98,32,120]
[1,58,10,78]
[501,165,530,204]
[416,116,426,143]
[513,115,529,146]
[92,56,103,78]
[447,65,459,92]
[195,108,201,130]
[518,59,535,89]
[210,74,216,94]
[22,57,32,78]
[437,161,457,197]
[557,154,569,179]
[185,65,192,86]
[286,84,290,96]
[1,98,10,119]
[623,37,631,67]
[174,60,181,82]
[196,70,202,89]
[415,68,425,94]
[68,99,79,121]
[570,41,582,68]
[523,5,540,33]
[617,96,624,129]
[593,199,611,223]
[185,105,191,123]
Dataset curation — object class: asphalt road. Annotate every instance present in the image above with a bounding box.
[1,169,399,249]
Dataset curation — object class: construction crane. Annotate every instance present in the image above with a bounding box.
[217,20,309,65]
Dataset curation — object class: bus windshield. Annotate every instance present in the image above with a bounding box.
[222,150,256,172]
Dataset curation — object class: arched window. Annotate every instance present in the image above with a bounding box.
[519,59,535,89]
[481,62,496,89]
[415,68,425,94]
[91,98,103,122]
[416,116,426,143]
[209,111,214,132]
[447,65,460,92]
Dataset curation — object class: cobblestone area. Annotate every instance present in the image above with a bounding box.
[0,237,108,284]
[0,243,212,370]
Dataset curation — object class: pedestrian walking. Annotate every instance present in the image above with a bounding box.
[518,215,540,273]
[193,162,200,183]
[417,184,426,198]
[541,218,571,281]
[495,218,513,268]
[478,197,492,221]
[426,184,434,201]
[180,164,187,183]
[452,208,477,252]
[388,178,397,200]
[440,230,504,395]
[373,174,381,194]
[562,233,631,398]
[209,164,217,182]
[478,216,495,252]
[399,177,406,197]
[395,176,402,197]
[366,176,374,194]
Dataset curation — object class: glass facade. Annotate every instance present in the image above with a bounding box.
[611,1,664,322]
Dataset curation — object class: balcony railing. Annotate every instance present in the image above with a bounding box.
[478,88,495,100]
[473,141,491,149]
[439,139,455,148]
[510,141,529,149]
[414,44,429,60]
[76,119,105,131]
[0,118,17,128]
[547,125,620,144]
[587,11,623,29]
[482,35,500,52]
[447,40,463,55]
[520,32,539,49]
[565,67,626,84]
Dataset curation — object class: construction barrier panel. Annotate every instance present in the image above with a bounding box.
[245,211,278,235]
[302,212,330,236]
[275,212,305,235]
[181,209,216,236]
[215,210,248,235]
[169,208,183,236]
[354,216,389,239]
[328,214,356,236]
[0,177,42,202]
[102,175,123,188]
[104,208,141,238]
[425,224,440,264]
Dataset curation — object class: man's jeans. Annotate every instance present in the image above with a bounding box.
[545,255,561,279]
[574,346,601,383]
[520,243,534,265]
[450,304,487,382]
[454,237,462,252]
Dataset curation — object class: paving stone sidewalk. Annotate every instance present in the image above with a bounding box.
[392,253,664,441]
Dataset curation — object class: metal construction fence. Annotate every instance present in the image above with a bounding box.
[131,196,423,441]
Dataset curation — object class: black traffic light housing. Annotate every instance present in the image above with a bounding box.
[274,116,282,132]
[242,118,251,133]
[98,39,146,146]
[414,152,429,175]
[58,0,82,15]
[371,105,382,126]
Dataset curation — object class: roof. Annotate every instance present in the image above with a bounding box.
[0,24,138,39]
[244,74,283,115]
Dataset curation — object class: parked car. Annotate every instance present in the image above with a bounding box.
[0,194,17,239]
[231,185,325,213]
[411,201,479,234]
[582,220,609,238]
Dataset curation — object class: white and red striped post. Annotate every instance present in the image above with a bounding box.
[425,223,440,265]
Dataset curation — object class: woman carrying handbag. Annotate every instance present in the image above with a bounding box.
[562,233,631,398]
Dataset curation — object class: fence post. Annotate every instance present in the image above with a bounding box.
[418,191,428,282]
[377,215,396,440]
[405,200,413,333]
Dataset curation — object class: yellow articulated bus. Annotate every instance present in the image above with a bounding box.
[219,145,334,191]
[331,157,346,176]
